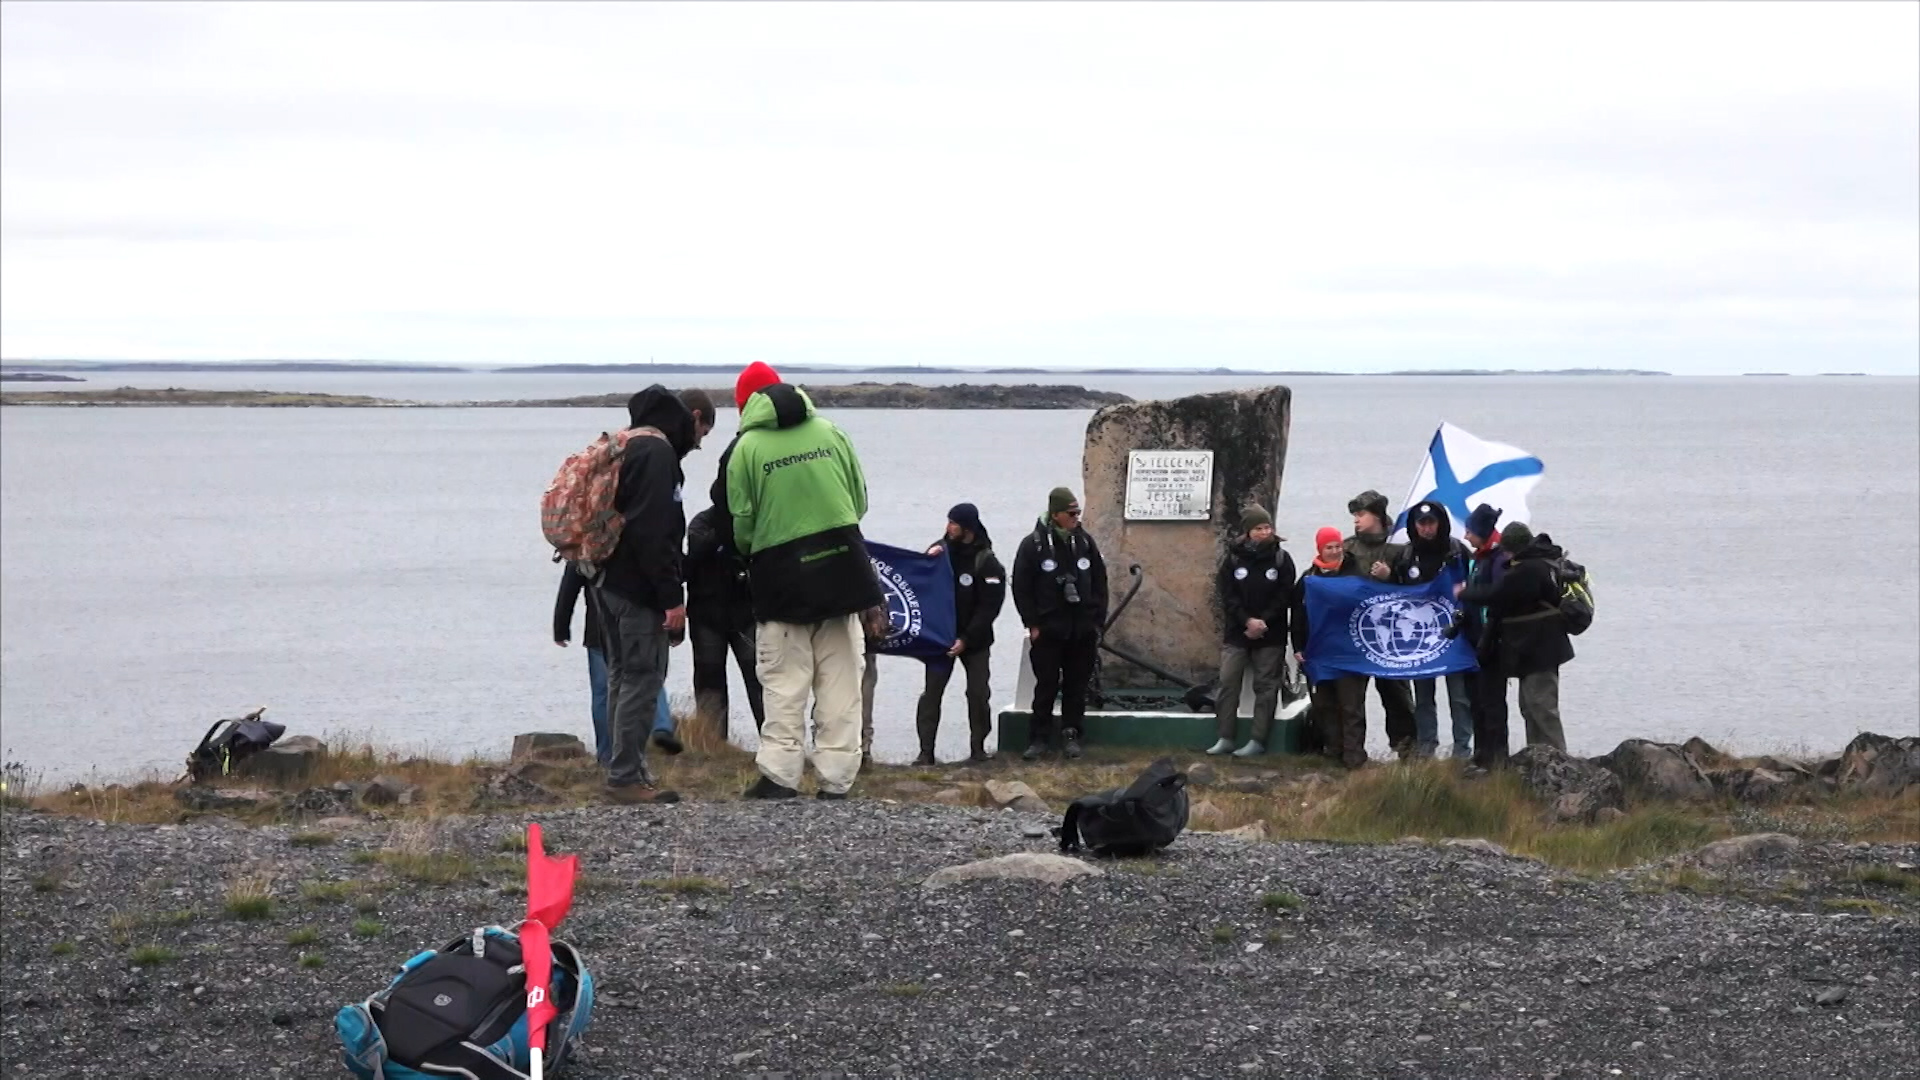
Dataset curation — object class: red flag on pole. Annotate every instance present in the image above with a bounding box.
[523,823,577,1080]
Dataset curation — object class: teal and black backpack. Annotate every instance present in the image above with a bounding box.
[336,923,593,1079]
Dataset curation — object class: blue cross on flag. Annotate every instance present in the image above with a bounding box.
[1390,423,1545,543]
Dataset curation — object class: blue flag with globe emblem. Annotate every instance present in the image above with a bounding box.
[866,541,957,661]
[1300,569,1478,682]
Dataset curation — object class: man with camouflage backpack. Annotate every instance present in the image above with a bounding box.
[1457,521,1576,755]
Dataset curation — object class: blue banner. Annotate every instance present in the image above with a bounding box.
[1301,569,1478,682]
[867,541,956,661]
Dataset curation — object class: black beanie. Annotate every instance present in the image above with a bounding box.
[1499,522,1534,552]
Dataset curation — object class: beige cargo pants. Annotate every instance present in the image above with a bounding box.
[754,614,867,795]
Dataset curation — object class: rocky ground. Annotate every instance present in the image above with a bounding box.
[3,799,1916,1080]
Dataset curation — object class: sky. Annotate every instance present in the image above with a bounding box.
[2,1,1916,374]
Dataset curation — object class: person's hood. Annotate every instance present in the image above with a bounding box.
[738,382,816,433]
[1515,532,1565,562]
[1406,500,1455,553]
[686,506,720,552]
[626,385,697,458]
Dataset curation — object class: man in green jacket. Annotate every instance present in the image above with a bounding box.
[726,362,883,799]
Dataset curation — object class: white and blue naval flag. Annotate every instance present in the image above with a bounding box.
[1390,422,1545,544]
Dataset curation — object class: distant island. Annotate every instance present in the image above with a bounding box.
[1,359,1674,377]
[0,372,84,383]
[0,382,1133,410]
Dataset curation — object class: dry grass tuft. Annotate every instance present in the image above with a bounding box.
[224,872,276,920]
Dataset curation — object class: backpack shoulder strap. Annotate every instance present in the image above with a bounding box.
[1054,801,1086,853]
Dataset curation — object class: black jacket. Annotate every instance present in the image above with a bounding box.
[936,533,1007,651]
[1290,553,1357,658]
[1012,519,1109,640]
[553,563,602,648]
[1460,534,1575,676]
[685,506,753,632]
[1391,502,1472,587]
[1217,538,1297,650]
[596,386,696,612]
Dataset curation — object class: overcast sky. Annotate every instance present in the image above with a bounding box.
[2,2,1915,374]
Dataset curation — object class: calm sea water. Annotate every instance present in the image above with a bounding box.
[2,376,1915,781]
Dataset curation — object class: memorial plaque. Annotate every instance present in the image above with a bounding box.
[1124,450,1214,521]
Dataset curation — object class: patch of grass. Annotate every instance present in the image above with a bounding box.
[882,982,924,998]
[31,870,64,893]
[496,831,528,853]
[1211,925,1236,944]
[161,908,197,926]
[1824,897,1898,917]
[1310,763,1525,845]
[353,919,385,938]
[1847,866,1920,893]
[1640,866,1727,895]
[50,942,74,956]
[1525,809,1720,872]
[130,945,176,967]
[286,927,321,947]
[376,851,476,885]
[1262,930,1290,945]
[224,874,276,921]
[300,880,353,903]
[636,875,726,895]
[298,951,326,969]
[576,875,622,894]
[290,831,335,848]
[353,894,382,914]
[1260,891,1305,912]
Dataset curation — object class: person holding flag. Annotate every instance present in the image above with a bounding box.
[919,502,1006,764]
[1391,500,1476,759]
[1344,490,1418,758]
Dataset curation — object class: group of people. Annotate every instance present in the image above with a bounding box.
[1206,490,1577,772]
[552,364,1576,801]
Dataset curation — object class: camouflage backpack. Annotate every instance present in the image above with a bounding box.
[540,426,665,577]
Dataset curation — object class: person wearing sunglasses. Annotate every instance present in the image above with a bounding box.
[1012,486,1109,760]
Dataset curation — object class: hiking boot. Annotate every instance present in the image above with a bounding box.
[1205,738,1235,756]
[913,751,937,767]
[1062,733,1084,760]
[605,783,680,805]
[1232,740,1265,758]
[969,747,994,764]
[1021,741,1045,762]
[742,776,799,800]
[651,730,684,755]
[816,789,848,801]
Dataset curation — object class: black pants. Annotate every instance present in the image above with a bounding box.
[1367,677,1417,755]
[917,647,993,757]
[1471,667,1510,767]
[690,613,763,737]
[1029,633,1097,744]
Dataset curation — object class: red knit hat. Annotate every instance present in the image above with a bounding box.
[1315,526,1343,549]
[734,362,781,409]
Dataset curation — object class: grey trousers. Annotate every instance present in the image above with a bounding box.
[1413,672,1475,757]
[1215,645,1286,741]
[594,587,667,787]
[1517,668,1566,751]
[917,647,993,757]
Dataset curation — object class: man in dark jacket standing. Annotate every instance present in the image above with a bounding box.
[684,505,764,739]
[1459,521,1574,759]
[916,503,1007,764]
[1392,500,1476,759]
[1209,506,1297,758]
[1345,490,1418,757]
[590,385,701,804]
[1456,504,1513,768]
[1012,486,1108,761]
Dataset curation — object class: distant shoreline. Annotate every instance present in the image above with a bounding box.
[0,382,1133,410]
[0,360,1675,377]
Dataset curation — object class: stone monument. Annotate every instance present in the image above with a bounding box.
[1079,386,1292,689]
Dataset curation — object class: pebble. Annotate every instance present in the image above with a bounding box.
[1816,987,1849,1007]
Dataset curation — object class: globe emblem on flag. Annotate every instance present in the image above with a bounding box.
[1348,593,1456,670]
[872,557,922,647]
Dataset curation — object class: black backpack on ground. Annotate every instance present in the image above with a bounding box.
[184,708,285,783]
[1054,757,1190,857]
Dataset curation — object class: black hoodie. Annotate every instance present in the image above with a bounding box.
[1217,536,1298,649]
[596,385,696,612]
[1459,532,1575,675]
[1391,501,1471,587]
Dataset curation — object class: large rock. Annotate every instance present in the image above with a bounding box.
[1708,767,1800,805]
[511,733,590,761]
[922,853,1104,891]
[1512,744,1625,822]
[356,775,421,807]
[1832,733,1920,797]
[1601,739,1715,802]
[1685,833,1801,870]
[1080,387,1291,687]
[234,736,328,783]
[175,786,278,812]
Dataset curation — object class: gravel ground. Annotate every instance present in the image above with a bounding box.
[3,801,1917,1080]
